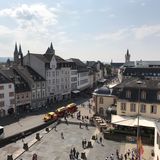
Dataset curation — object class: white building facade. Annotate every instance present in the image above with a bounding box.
[24,43,71,102]
[0,73,15,117]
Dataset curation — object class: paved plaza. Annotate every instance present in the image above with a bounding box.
[17,123,124,160]
[0,98,154,160]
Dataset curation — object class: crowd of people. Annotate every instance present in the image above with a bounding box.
[105,149,138,160]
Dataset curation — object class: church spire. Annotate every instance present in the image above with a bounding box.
[126,49,129,56]
[14,42,18,62]
[45,42,55,55]
[125,49,130,63]
[19,44,22,55]
[50,42,53,51]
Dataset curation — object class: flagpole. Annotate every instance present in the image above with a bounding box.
[137,80,142,160]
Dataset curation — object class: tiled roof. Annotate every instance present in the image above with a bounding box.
[55,55,66,63]
[114,77,160,90]
[31,54,49,63]
[0,72,11,84]
[111,62,124,68]
[1,68,30,93]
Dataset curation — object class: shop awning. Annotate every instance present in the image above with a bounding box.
[111,115,155,128]
[72,90,80,94]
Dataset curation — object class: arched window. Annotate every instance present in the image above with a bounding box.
[99,97,103,104]
[99,107,104,115]
[141,91,146,100]
[157,92,160,100]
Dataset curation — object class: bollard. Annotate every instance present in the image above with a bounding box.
[36,133,40,141]
[45,127,49,132]
[23,143,29,151]
[7,154,13,160]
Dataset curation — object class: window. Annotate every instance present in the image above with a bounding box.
[52,79,55,85]
[157,92,160,100]
[130,103,136,112]
[42,82,45,87]
[32,93,35,99]
[141,91,146,100]
[26,93,29,98]
[8,84,12,88]
[9,92,14,97]
[121,103,126,111]
[37,83,40,88]
[99,107,104,115]
[21,94,24,99]
[52,71,55,77]
[150,105,157,114]
[0,86,4,90]
[140,104,146,113]
[99,97,103,104]
[56,71,59,76]
[32,84,35,89]
[126,90,131,98]
[0,94,4,99]
[42,90,45,97]
[10,99,15,105]
[0,101,4,107]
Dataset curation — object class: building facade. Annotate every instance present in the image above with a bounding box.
[24,43,71,102]
[0,73,15,117]
[1,68,31,113]
[113,78,160,119]
[92,86,116,118]
[67,58,89,91]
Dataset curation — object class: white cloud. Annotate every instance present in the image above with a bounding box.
[94,29,129,41]
[0,3,73,56]
[132,24,160,39]
[94,24,160,42]
[0,3,58,31]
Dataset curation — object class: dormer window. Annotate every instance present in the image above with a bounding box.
[157,92,160,100]
[99,97,103,104]
[126,90,131,98]
[141,91,146,100]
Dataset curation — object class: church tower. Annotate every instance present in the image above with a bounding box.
[45,42,55,55]
[14,43,18,63]
[13,43,23,66]
[125,49,130,63]
[18,44,23,66]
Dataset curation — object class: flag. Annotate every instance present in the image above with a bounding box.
[137,136,144,159]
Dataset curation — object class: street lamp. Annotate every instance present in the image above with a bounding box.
[136,80,142,160]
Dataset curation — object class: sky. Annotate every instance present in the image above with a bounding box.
[0,0,160,62]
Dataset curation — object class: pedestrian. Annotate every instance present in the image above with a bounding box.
[99,136,102,144]
[82,140,84,149]
[84,139,87,149]
[61,132,64,139]
[85,123,88,129]
[73,147,76,157]
[69,153,72,160]
[116,149,119,158]
[76,151,79,159]
[79,122,82,128]
[82,116,84,121]
[32,153,37,160]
